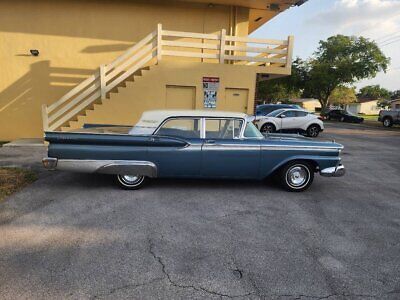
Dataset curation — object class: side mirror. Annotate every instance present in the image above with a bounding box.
[280,114,286,118]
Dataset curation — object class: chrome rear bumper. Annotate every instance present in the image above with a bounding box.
[320,164,345,177]
[42,157,58,170]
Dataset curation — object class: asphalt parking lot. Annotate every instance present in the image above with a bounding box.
[1,122,400,300]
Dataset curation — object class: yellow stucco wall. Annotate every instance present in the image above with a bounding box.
[0,0,254,140]
[64,61,258,130]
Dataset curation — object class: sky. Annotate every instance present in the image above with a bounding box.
[251,0,400,91]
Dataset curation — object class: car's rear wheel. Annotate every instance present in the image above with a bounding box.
[278,161,314,192]
[306,124,320,137]
[340,116,345,122]
[383,117,393,127]
[260,123,276,134]
[117,174,146,190]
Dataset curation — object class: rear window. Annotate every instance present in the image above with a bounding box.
[156,118,201,139]
[266,109,286,117]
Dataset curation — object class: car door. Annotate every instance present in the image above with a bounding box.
[148,118,203,178]
[280,110,297,130]
[294,110,311,129]
[331,110,341,120]
[201,118,261,179]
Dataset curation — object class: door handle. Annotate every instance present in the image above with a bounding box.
[205,140,216,144]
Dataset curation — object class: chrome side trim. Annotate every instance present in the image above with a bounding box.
[97,161,157,177]
[203,144,260,151]
[261,145,342,151]
[51,159,158,177]
[202,144,340,151]
[320,164,345,177]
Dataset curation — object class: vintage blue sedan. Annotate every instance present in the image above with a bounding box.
[43,110,345,192]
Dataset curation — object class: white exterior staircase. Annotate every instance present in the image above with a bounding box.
[42,24,293,131]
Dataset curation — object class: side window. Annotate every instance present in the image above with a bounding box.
[156,118,201,139]
[295,111,308,117]
[206,119,243,139]
[283,111,296,118]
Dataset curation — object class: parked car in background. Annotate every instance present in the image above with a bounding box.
[256,104,301,117]
[254,108,324,137]
[43,110,344,192]
[321,109,364,123]
[378,110,400,127]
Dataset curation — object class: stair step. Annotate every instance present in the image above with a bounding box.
[77,115,88,122]
[93,103,103,110]
[53,61,156,132]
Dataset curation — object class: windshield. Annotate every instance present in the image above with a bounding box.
[244,122,264,138]
[266,109,286,117]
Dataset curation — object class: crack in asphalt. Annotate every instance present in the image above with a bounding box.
[147,239,400,300]
[90,277,164,299]
[269,290,400,299]
[148,238,255,299]
[228,254,263,297]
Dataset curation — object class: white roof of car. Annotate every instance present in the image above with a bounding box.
[135,110,248,128]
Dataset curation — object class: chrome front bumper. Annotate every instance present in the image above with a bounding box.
[320,164,345,177]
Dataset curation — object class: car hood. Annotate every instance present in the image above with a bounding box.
[264,133,311,141]
[255,116,274,122]
[262,133,343,150]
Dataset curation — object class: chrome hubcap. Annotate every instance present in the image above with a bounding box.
[287,166,308,187]
[122,175,141,184]
[384,120,390,126]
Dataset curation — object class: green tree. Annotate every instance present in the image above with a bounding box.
[329,86,357,106]
[302,35,389,110]
[257,58,306,103]
[391,90,400,100]
[358,85,391,99]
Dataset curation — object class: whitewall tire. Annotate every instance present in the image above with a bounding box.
[117,174,146,190]
[278,161,314,192]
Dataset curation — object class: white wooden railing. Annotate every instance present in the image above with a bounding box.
[42,24,293,131]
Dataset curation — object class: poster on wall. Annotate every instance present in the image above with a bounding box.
[203,77,219,108]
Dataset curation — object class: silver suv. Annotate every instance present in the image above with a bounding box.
[378,110,400,127]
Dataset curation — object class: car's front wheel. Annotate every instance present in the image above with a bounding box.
[383,117,393,127]
[306,124,320,137]
[260,123,276,134]
[116,174,146,190]
[278,161,314,192]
